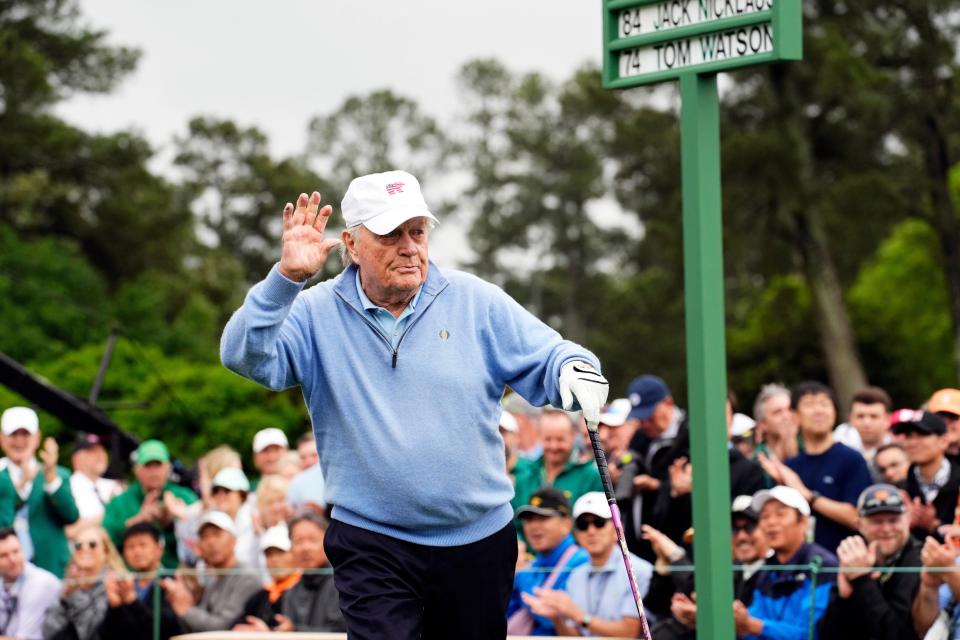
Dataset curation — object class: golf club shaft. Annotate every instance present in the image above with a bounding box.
[586,424,653,640]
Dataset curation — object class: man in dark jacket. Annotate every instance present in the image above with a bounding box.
[280,511,345,632]
[102,523,183,640]
[894,410,960,542]
[232,526,302,631]
[819,484,922,640]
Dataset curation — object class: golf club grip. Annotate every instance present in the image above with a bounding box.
[587,429,617,501]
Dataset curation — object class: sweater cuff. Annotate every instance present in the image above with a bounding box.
[261,263,306,306]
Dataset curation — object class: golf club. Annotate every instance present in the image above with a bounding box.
[586,418,654,640]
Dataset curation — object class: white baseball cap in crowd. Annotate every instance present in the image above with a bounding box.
[499,410,519,433]
[730,413,757,439]
[599,399,632,427]
[1,407,39,436]
[253,428,289,454]
[198,510,238,537]
[341,170,439,235]
[212,467,250,493]
[573,491,613,520]
[751,485,811,517]
[259,525,291,553]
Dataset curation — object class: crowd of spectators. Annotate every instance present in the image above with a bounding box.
[2,377,960,638]
[0,409,341,639]
[504,378,960,639]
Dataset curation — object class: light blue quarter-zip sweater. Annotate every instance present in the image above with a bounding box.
[221,262,600,546]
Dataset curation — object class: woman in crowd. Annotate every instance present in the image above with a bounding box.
[42,524,125,640]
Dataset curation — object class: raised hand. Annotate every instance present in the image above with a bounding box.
[39,437,59,484]
[278,191,342,282]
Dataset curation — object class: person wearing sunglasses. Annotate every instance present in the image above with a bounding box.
[41,523,125,640]
[508,488,590,636]
[818,484,922,640]
[646,495,769,640]
[522,492,652,637]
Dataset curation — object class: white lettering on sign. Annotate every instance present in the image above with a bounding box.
[617,0,773,39]
[618,23,774,77]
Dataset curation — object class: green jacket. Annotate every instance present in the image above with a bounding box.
[0,463,78,578]
[511,455,604,521]
[103,480,198,569]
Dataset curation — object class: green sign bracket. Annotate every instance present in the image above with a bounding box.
[602,1,803,638]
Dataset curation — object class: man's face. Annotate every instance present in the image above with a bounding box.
[875,447,910,484]
[599,422,633,457]
[211,487,245,518]
[573,514,615,558]
[521,514,572,554]
[794,392,836,438]
[290,520,328,569]
[901,430,946,466]
[638,398,674,438]
[297,439,319,470]
[344,218,430,303]
[254,444,286,475]
[758,393,795,441]
[859,512,910,560]
[198,525,236,568]
[0,536,24,581]
[731,515,767,564]
[264,548,297,580]
[540,414,575,467]
[122,533,164,573]
[850,402,890,447]
[73,445,108,477]
[759,501,807,557]
[135,461,170,492]
[0,430,38,465]
[939,413,960,449]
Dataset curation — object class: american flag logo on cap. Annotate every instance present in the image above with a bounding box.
[386,182,405,195]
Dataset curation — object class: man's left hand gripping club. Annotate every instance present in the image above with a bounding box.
[559,361,610,427]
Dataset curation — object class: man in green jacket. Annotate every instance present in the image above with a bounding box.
[0,407,78,578]
[103,439,198,568]
[511,409,603,526]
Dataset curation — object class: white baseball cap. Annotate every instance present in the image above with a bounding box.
[730,413,757,438]
[599,399,632,427]
[341,170,439,235]
[212,467,250,492]
[259,525,291,553]
[499,410,519,433]
[198,510,238,537]
[573,491,612,519]
[1,407,38,436]
[751,485,810,517]
[253,428,289,454]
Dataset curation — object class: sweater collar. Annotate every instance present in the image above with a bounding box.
[334,261,449,314]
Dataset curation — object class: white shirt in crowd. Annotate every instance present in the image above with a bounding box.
[69,472,122,519]
[0,562,61,639]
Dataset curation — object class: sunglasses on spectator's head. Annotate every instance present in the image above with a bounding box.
[575,515,609,531]
[73,540,100,551]
[937,412,960,422]
[732,521,758,534]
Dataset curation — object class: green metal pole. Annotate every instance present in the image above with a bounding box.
[153,570,161,640]
[679,71,735,639]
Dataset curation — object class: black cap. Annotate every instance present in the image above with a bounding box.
[890,409,946,436]
[857,484,906,517]
[516,487,572,519]
[74,432,105,452]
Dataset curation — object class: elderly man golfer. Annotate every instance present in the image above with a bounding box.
[221,170,608,639]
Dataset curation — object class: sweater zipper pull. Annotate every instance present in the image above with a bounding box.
[392,350,398,368]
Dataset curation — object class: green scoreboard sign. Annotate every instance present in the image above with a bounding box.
[603,0,802,88]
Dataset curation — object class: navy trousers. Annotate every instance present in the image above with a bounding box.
[324,519,518,639]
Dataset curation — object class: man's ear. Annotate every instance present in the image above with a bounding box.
[341,229,360,261]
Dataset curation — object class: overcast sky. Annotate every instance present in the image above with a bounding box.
[58,1,604,158]
[55,1,623,266]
